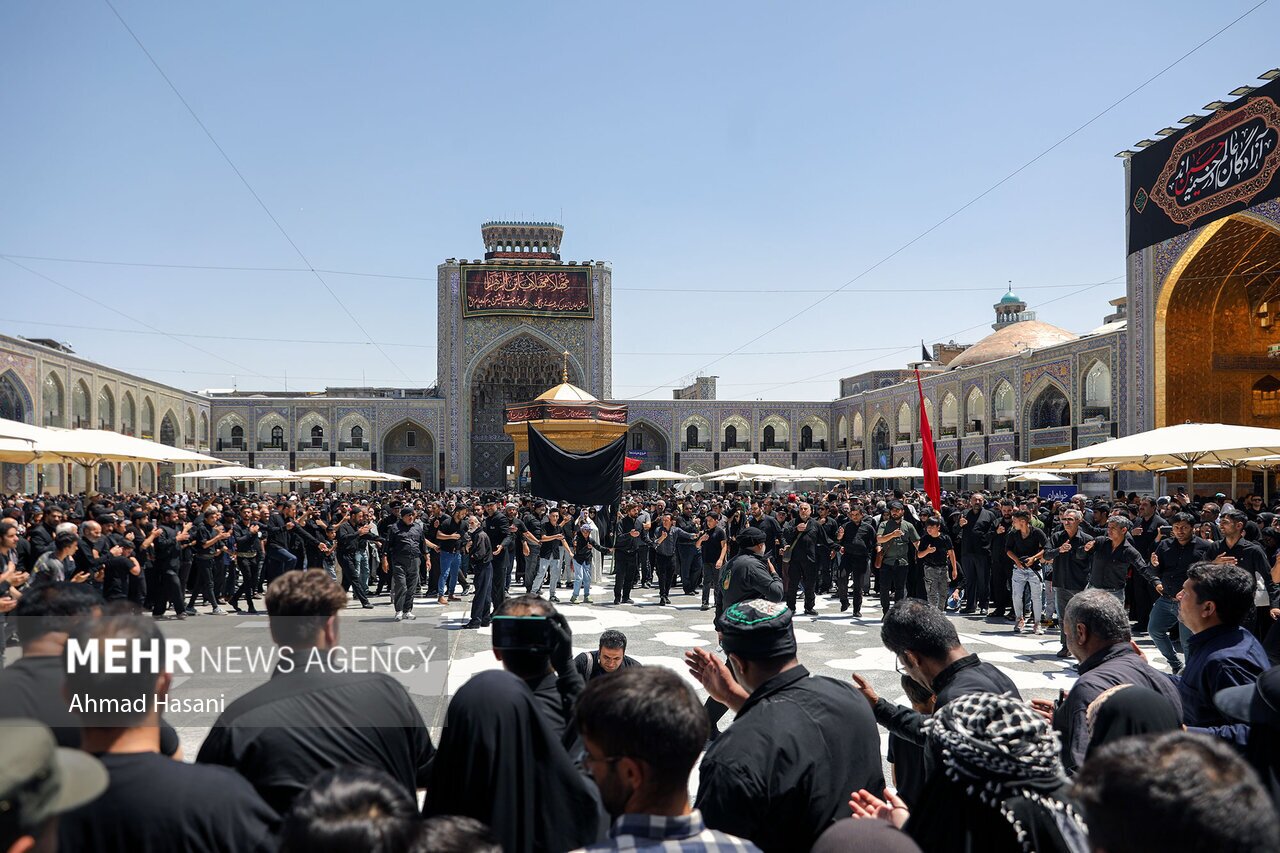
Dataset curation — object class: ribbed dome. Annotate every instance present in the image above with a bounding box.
[999,290,1022,304]
[534,382,597,403]
[947,320,1078,370]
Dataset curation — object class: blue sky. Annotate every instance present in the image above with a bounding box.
[2,1,1276,399]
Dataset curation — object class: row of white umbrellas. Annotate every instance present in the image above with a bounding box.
[0,418,413,489]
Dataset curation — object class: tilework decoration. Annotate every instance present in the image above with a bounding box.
[592,272,602,393]
[449,270,461,479]
[627,406,674,431]
[1021,359,1071,396]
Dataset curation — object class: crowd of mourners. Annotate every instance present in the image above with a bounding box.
[0,481,1278,852]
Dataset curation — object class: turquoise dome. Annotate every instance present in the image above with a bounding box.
[999,289,1022,304]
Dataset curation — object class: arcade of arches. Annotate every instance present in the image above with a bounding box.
[1157,214,1280,427]
[470,336,576,487]
[382,420,435,489]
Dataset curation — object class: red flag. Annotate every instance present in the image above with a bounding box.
[624,456,642,473]
[915,369,941,511]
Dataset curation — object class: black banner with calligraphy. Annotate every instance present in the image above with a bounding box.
[462,265,594,319]
[1128,77,1280,255]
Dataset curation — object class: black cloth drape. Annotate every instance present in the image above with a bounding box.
[527,425,625,506]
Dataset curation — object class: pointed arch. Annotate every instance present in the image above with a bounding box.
[760,415,790,450]
[42,372,65,427]
[141,397,155,439]
[1026,378,1071,430]
[870,417,892,468]
[851,411,864,446]
[681,414,712,451]
[1082,359,1112,420]
[184,409,196,446]
[97,385,115,430]
[721,415,750,450]
[992,381,1014,431]
[940,392,958,436]
[256,412,289,449]
[965,386,986,435]
[216,413,247,450]
[199,412,209,447]
[835,414,849,449]
[159,409,179,447]
[296,411,330,451]
[626,417,670,467]
[0,370,33,423]
[896,402,913,442]
[798,415,827,451]
[71,379,91,428]
[120,391,137,436]
[337,413,374,450]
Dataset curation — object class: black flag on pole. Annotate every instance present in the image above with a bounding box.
[920,342,932,363]
[527,425,627,506]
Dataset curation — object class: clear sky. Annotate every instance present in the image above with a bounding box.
[2,1,1276,400]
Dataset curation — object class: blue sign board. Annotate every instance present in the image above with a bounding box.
[1038,484,1075,502]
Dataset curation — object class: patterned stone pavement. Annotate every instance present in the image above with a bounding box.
[146,568,1175,771]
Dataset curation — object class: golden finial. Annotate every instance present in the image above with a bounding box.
[561,351,570,383]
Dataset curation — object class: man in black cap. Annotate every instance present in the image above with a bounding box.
[717,527,782,617]
[686,599,883,852]
[0,719,106,853]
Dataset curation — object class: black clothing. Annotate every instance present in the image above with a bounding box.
[1053,643,1183,773]
[1084,683,1181,760]
[1150,535,1214,597]
[197,664,435,815]
[887,732,927,807]
[917,532,953,568]
[1005,527,1048,565]
[748,513,784,558]
[385,518,427,560]
[57,752,279,853]
[1207,537,1280,607]
[873,654,1021,748]
[719,551,783,614]
[424,670,602,853]
[573,649,641,681]
[697,666,885,853]
[1046,529,1092,591]
[522,668,585,748]
[1087,536,1148,591]
[958,507,997,554]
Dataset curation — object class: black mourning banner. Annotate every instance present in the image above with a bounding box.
[1128,76,1280,255]
[526,425,626,506]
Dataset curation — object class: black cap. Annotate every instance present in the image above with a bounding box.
[400,506,415,517]
[1214,667,1280,728]
[736,527,766,548]
[716,599,796,660]
[888,500,904,510]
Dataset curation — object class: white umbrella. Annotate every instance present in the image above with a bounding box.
[948,459,1033,478]
[624,469,692,482]
[701,463,797,481]
[173,466,297,482]
[1007,470,1071,483]
[293,466,414,484]
[1019,422,1280,491]
[0,418,56,463]
[793,466,865,481]
[0,426,227,491]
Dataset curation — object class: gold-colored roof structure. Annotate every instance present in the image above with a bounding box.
[947,320,1079,370]
[534,351,599,402]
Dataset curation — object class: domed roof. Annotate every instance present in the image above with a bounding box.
[947,320,1078,370]
[998,289,1023,305]
[534,382,597,403]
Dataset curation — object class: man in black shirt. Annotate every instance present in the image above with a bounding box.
[62,608,279,852]
[783,502,831,616]
[1005,510,1048,634]
[384,506,434,622]
[1047,508,1092,657]
[955,493,996,614]
[1147,512,1212,673]
[696,512,728,612]
[613,504,643,605]
[917,517,956,611]
[836,505,877,616]
[199,570,435,815]
[1084,516,1148,603]
[189,508,230,615]
[573,629,641,681]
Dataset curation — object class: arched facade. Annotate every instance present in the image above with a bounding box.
[681,414,712,450]
[896,402,913,442]
[1027,381,1071,430]
[256,413,288,450]
[870,418,891,468]
[184,409,196,447]
[760,415,790,451]
[1155,214,1280,427]
[159,410,179,447]
[851,412,864,446]
[992,382,1014,432]
[721,415,750,451]
[141,397,155,440]
[97,385,114,431]
[940,393,958,437]
[121,392,136,436]
[1082,360,1112,421]
[296,412,329,451]
[383,419,436,490]
[42,373,65,427]
[216,414,247,451]
[965,387,986,435]
[71,380,91,428]
[465,330,581,488]
[0,371,31,423]
[626,419,670,470]
[835,414,848,449]
[337,413,373,451]
[798,415,828,451]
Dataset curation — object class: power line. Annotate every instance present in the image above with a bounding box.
[0,257,272,380]
[101,0,411,383]
[0,251,1124,293]
[625,0,1271,399]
